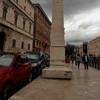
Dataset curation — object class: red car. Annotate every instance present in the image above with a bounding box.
[0,52,33,99]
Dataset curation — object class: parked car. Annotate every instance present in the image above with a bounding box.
[0,52,3,56]
[25,52,46,75]
[0,52,33,99]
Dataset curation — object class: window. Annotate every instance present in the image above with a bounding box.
[39,42,41,46]
[2,6,7,19]
[36,40,38,46]
[12,39,16,48]
[14,12,18,25]
[14,56,22,67]
[0,54,15,67]
[29,23,32,33]
[21,55,29,63]
[23,18,26,30]
[28,44,30,50]
[21,42,24,49]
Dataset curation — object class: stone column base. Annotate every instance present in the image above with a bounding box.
[42,65,72,79]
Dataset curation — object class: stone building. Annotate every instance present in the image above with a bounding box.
[0,0,34,53]
[79,36,100,57]
[33,4,51,54]
[88,37,100,57]
[79,44,83,56]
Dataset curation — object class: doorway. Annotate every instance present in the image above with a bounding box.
[0,32,6,52]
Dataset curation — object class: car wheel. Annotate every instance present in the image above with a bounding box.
[28,73,33,83]
[2,83,11,100]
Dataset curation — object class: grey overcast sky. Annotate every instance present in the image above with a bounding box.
[31,0,100,45]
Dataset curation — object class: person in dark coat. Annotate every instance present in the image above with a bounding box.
[71,55,74,64]
[82,53,89,70]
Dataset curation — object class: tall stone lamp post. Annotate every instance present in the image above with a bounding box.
[42,0,72,79]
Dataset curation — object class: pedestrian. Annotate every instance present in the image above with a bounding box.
[74,56,77,65]
[82,53,89,70]
[76,54,82,69]
[71,55,74,64]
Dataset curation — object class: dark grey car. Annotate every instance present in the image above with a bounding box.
[25,52,45,76]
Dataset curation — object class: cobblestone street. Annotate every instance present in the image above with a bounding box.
[9,63,100,100]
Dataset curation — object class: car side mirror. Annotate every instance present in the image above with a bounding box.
[15,63,22,69]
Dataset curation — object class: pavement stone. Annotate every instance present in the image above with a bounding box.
[9,63,100,100]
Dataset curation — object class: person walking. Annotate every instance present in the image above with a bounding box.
[71,55,74,64]
[76,54,82,69]
[82,53,89,70]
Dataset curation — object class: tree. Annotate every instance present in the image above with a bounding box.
[65,44,75,56]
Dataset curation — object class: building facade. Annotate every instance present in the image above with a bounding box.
[79,37,100,57]
[79,45,83,56]
[88,37,100,57]
[33,4,51,54]
[0,0,34,53]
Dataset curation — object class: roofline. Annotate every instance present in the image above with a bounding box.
[89,36,100,43]
[33,3,51,25]
[28,0,35,8]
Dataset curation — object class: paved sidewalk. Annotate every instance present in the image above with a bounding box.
[9,63,100,100]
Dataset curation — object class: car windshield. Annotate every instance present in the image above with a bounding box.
[25,53,40,60]
[0,54,15,67]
